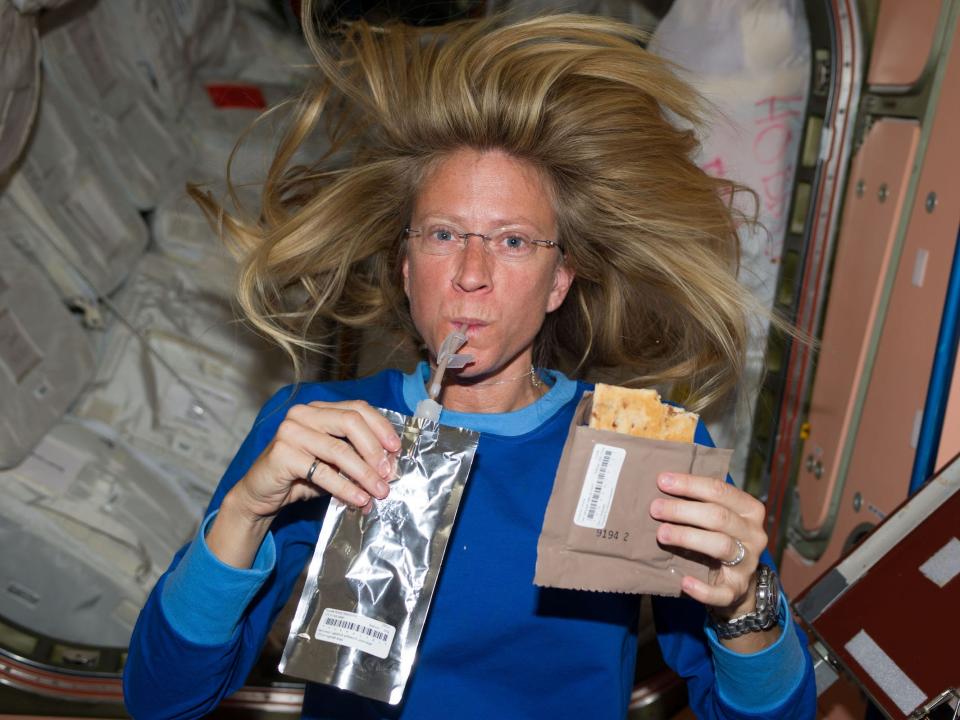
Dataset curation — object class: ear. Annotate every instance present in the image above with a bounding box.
[402,253,411,298]
[546,262,574,313]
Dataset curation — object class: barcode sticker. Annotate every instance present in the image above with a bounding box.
[574,443,626,529]
[315,608,396,659]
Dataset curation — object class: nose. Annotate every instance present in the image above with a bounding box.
[452,234,493,293]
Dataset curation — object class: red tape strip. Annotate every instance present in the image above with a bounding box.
[205,83,267,110]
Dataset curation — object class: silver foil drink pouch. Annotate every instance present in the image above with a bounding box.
[278,408,479,705]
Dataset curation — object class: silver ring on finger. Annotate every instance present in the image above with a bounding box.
[306,457,322,483]
[721,537,746,567]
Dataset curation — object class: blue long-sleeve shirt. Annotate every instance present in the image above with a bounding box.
[123,365,815,719]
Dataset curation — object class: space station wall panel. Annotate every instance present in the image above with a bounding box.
[867,0,943,89]
[796,119,919,535]
[781,15,960,598]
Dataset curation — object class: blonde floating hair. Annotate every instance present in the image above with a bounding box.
[192,8,776,412]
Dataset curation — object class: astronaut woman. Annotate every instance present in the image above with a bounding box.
[124,10,816,719]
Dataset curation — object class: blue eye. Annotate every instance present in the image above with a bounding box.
[432,229,455,242]
[495,233,532,257]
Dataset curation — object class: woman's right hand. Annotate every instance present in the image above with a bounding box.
[207,400,402,568]
[236,400,402,518]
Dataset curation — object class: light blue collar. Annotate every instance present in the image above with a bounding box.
[401,361,577,436]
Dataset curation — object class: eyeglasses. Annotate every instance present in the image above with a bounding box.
[405,225,562,262]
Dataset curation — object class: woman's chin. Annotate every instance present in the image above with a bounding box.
[445,362,485,381]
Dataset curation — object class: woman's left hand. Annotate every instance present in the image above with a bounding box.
[649,472,768,620]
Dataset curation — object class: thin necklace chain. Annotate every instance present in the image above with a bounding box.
[472,364,544,389]
[431,364,545,390]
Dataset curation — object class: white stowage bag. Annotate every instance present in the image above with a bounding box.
[0,421,198,647]
[0,0,40,178]
[0,195,96,321]
[149,181,242,299]
[71,252,290,503]
[39,5,193,210]
[181,78,309,188]
[649,0,810,484]
[0,237,95,469]
[220,5,313,86]
[9,0,76,10]
[80,0,236,116]
[4,79,149,299]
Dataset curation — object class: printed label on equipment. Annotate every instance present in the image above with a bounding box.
[574,443,625,529]
[919,536,960,588]
[315,608,396,659]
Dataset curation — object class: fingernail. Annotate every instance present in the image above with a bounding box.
[376,481,390,498]
[659,473,675,488]
[657,525,671,543]
[651,499,664,516]
[379,458,391,478]
[354,492,370,506]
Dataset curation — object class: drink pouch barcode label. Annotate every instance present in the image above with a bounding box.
[315,608,396,659]
[573,443,625,529]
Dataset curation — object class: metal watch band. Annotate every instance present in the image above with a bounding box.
[709,563,782,640]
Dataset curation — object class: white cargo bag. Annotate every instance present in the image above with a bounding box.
[220,5,313,86]
[4,79,149,297]
[171,0,237,71]
[0,195,96,314]
[9,0,77,11]
[0,0,39,177]
[39,8,193,209]
[649,0,810,482]
[182,78,308,187]
[72,252,290,502]
[149,179,250,298]
[0,237,95,469]
[81,0,235,116]
[0,421,198,647]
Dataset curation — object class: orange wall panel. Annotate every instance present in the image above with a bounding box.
[796,119,919,535]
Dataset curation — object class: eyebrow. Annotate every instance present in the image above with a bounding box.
[417,213,548,234]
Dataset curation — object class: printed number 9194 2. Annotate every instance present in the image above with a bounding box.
[595,529,630,541]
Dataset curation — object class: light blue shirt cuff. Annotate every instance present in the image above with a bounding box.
[705,594,806,713]
[160,510,276,645]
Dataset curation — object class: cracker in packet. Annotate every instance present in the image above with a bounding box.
[535,383,732,596]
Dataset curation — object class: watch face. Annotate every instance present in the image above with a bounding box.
[710,565,782,638]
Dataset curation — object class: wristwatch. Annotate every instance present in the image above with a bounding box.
[708,563,782,639]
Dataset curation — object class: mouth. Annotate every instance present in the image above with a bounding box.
[450,318,489,335]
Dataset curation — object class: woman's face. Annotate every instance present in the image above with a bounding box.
[402,148,574,379]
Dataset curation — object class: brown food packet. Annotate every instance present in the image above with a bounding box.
[535,392,733,596]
